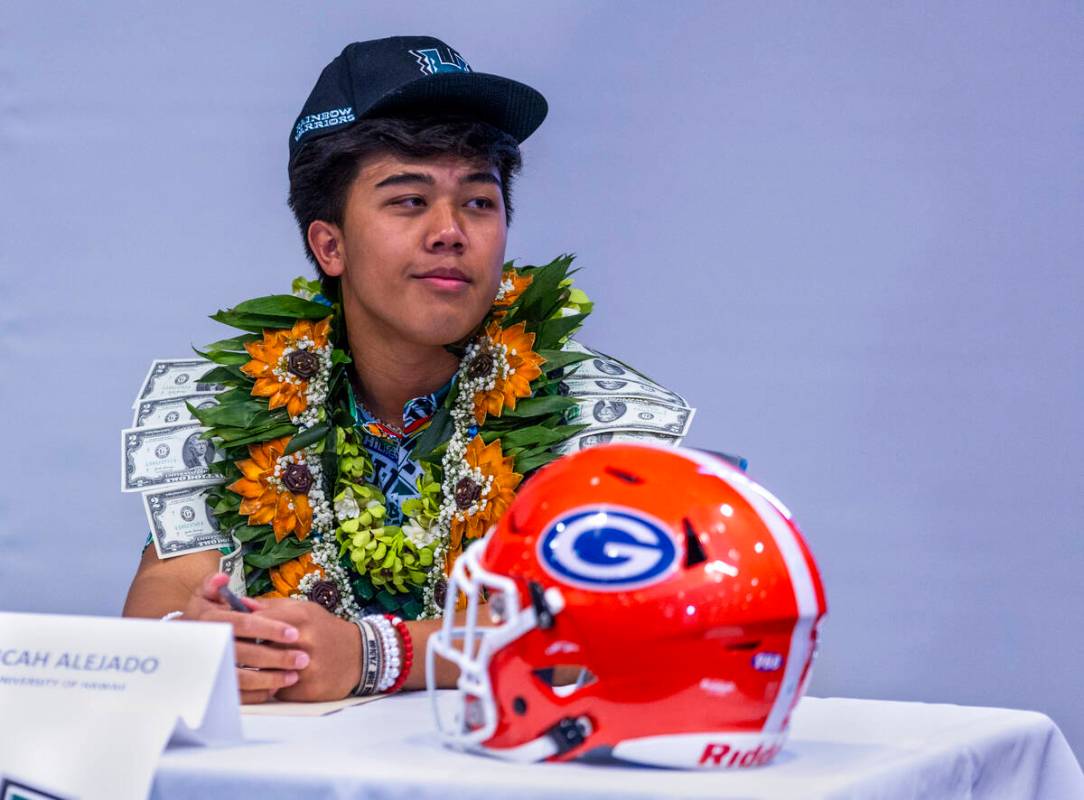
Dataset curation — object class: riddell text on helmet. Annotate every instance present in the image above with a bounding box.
[699,741,782,768]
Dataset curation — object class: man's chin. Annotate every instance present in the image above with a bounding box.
[398,316,488,351]
[347,287,495,351]
[406,300,493,348]
[443,320,489,352]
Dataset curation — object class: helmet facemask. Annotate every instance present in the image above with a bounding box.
[428,533,584,762]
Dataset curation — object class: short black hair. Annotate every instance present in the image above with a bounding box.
[287,115,523,298]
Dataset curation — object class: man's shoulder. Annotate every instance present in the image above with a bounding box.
[553,340,695,455]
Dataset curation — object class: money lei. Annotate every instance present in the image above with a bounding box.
[192,255,594,621]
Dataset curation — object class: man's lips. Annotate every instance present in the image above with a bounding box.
[416,267,470,281]
[414,267,471,290]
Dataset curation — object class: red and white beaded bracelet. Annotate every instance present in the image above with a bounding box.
[385,614,413,694]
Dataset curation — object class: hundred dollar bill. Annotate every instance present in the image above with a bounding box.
[561,376,687,407]
[132,395,220,428]
[143,484,232,559]
[132,359,226,408]
[554,428,682,455]
[120,422,223,492]
[567,397,695,438]
[219,538,247,598]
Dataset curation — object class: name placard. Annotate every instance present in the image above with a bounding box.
[0,612,241,800]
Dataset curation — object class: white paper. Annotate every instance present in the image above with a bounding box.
[0,612,241,799]
[242,694,387,717]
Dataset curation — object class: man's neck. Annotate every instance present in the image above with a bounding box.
[345,317,460,427]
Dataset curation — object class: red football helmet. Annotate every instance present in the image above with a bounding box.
[427,443,827,768]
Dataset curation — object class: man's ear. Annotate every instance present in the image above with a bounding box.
[308,220,346,278]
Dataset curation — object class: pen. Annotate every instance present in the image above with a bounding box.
[218,585,251,613]
[219,585,269,649]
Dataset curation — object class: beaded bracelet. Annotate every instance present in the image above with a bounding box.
[365,614,400,692]
[385,614,413,694]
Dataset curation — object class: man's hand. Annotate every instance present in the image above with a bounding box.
[183,573,311,704]
[251,598,362,702]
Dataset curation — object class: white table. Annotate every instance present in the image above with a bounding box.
[151,693,1084,800]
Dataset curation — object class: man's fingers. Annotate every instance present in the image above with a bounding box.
[236,666,299,693]
[199,572,230,602]
[241,689,276,705]
[235,641,309,671]
[203,608,300,644]
[250,598,311,624]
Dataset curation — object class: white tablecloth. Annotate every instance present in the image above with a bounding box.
[151,693,1084,800]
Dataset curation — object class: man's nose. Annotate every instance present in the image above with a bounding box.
[426,202,467,252]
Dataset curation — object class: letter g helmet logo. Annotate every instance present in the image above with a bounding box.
[537,506,679,591]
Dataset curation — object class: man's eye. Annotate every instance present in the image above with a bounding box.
[467,197,495,209]
[392,197,425,208]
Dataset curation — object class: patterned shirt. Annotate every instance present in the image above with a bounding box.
[351,380,451,525]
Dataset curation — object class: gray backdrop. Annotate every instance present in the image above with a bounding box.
[3,1,1081,757]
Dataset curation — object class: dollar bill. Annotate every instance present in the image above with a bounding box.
[143,484,232,559]
[567,396,695,438]
[556,431,745,471]
[554,428,682,455]
[120,422,223,492]
[559,339,593,356]
[562,351,652,383]
[132,395,219,428]
[132,359,226,408]
[219,537,247,598]
[561,376,688,407]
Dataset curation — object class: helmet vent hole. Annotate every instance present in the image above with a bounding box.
[683,518,708,567]
[532,665,597,698]
[726,640,762,651]
[604,466,644,485]
[507,510,525,534]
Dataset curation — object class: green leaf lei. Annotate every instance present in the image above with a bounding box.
[194,256,593,620]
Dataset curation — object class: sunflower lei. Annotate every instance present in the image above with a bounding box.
[194,256,593,620]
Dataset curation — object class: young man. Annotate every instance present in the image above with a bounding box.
[122,36,697,703]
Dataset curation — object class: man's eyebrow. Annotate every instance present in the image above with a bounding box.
[461,172,502,187]
[373,172,434,189]
[373,171,501,189]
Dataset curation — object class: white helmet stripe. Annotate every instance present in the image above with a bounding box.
[680,448,822,735]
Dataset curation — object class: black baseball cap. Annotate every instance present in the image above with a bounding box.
[289,35,548,167]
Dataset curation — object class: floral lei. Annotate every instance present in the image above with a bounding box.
[194,255,593,620]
